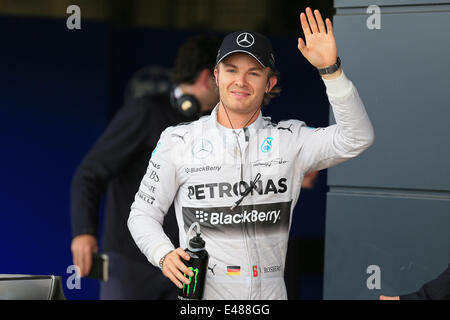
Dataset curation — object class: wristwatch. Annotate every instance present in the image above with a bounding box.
[159,250,173,269]
[318,56,341,75]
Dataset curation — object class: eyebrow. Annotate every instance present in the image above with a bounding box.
[223,62,263,72]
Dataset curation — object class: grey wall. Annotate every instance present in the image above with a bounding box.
[324,0,450,299]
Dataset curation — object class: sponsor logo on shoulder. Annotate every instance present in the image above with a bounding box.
[147,169,159,182]
[171,131,188,143]
[149,159,160,169]
[137,190,155,204]
[261,137,273,153]
[277,124,293,133]
[142,180,156,193]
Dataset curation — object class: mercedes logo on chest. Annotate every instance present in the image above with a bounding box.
[236,32,255,48]
[192,138,213,159]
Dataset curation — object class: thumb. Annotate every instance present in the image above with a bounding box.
[297,37,307,55]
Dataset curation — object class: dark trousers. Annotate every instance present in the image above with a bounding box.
[100,251,178,300]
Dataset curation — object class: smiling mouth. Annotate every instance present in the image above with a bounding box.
[230,90,251,97]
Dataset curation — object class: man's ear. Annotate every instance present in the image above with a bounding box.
[197,69,211,85]
[213,67,219,86]
[266,76,278,93]
[195,69,216,90]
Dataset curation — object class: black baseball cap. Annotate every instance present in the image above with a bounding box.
[215,31,277,71]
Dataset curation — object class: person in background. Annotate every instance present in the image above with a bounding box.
[70,35,221,299]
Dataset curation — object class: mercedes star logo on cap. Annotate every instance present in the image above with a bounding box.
[236,32,255,48]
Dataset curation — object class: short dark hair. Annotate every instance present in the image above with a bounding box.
[263,68,281,106]
[172,35,221,85]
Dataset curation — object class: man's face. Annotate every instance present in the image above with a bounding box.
[214,53,277,114]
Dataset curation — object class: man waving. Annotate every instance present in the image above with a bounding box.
[128,8,374,300]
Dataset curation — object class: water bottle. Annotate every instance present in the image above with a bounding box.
[177,222,209,300]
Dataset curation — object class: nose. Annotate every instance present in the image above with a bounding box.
[234,72,247,87]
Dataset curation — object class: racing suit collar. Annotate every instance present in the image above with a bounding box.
[209,104,264,133]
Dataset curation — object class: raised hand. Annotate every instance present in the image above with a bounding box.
[298,7,338,70]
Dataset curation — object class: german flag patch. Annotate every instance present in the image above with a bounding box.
[227,266,241,276]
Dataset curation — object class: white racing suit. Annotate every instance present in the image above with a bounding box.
[128,71,374,299]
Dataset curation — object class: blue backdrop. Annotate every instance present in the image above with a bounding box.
[0,15,329,299]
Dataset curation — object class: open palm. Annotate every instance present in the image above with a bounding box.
[298,8,338,69]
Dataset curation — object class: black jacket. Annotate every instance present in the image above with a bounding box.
[400,264,450,300]
[71,92,197,263]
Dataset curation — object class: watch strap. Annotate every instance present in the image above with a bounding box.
[318,56,341,75]
[159,250,173,269]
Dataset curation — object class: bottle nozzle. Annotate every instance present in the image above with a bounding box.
[187,222,205,251]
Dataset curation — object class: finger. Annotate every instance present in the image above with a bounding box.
[75,250,86,276]
[82,250,92,276]
[175,247,191,261]
[306,7,319,33]
[71,246,78,265]
[297,37,306,54]
[77,252,85,276]
[73,251,81,274]
[80,252,88,276]
[314,9,326,33]
[166,271,184,289]
[162,260,184,288]
[168,263,192,286]
[300,12,311,36]
[169,255,193,283]
[325,18,333,35]
[174,259,195,278]
[71,242,79,264]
